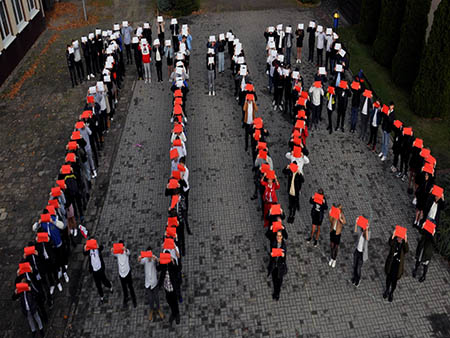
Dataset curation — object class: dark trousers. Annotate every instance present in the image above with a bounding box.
[311,104,320,127]
[330,242,339,259]
[352,250,363,284]
[385,270,398,295]
[400,153,409,174]
[288,194,299,216]
[336,109,346,129]
[350,107,359,131]
[165,289,180,318]
[68,66,77,86]
[54,245,67,273]
[393,151,400,168]
[272,268,283,297]
[359,114,369,140]
[91,54,99,74]
[327,109,333,131]
[156,61,163,81]
[244,123,252,150]
[85,57,92,76]
[316,48,323,66]
[74,60,84,82]
[368,125,378,148]
[325,51,332,72]
[125,44,132,63]
[274,87,283,106]
[135,59,143,79]
[308,43,314,61]
[120,271,136,304]
[93,269,112,298]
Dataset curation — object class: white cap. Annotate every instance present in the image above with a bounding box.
[143,22,150,29]
[309,21,315,28]
[219,33,225,40]
[157,16,163,23]
[122,21,128,27]
[132,37,139,43]
[297,23,304,30]
[113,24,120,31]
[153,39,160,45]
[171,18,177,25]
[165,39,171,46]
[326,28,332,35]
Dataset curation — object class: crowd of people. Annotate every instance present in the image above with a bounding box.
[14,16,194,336]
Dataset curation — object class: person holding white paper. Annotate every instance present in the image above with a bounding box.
[72,40,85,84]
[169,19,179,52]
[206,49,216,96]
[307,22,316,62]
[143,23,152,48]
[217,34,226,73]
[153,39,164,82]
[140,40,151,83]
[315,28,326,67]
[66,45,78,87]
[132,37,143,80]
[284,26,293,65]
[156,17,165,43]
[81,39,94,80]
[275,25,285,54]
[121,22,134,65]
[295,25,304,63]
[325,30,334,72]
[164,40,174,81]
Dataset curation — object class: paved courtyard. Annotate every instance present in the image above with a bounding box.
[65,8,450,338]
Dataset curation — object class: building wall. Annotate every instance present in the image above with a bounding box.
[0,0,46,86]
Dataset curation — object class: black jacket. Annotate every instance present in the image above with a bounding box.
[12,289,39,316]
[268,240,287,278]
[83,245,106,273]
[422,196,445,226]
[310,196,328,222]
[282,166,304,195]
[157,261,181,292]
[381,109,395,133]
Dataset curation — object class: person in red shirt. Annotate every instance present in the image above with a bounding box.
[261,170,280,227]
[139,39,152,83]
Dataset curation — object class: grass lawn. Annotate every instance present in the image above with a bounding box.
[339,26,450,171]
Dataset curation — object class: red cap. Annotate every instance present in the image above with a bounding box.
[170,195,179,209]
[270,204,281,215]
[61,165,72,175]
[258,150,267,160]
[40,214,51,223]
[37,232,49,243]
[327,86,335,95]
[246,94,255,101]
[297,110,306,119]
[86,239,98,250]
[166,226,177,238]
[330,206,341,219]
[338,81,348,89]
[67,141,78,150]
[431,185,444,198]
[356,216,369,230]
[173,124,183,134]
[394,225,407,240]
[293,146,302,158]
[272,221,283,232]
[351,81,360,90]
[420,148,431,158]
[65,153,76,163]
[51,187,62,197]
[81,110,93,119]
[260,163,270,174]
[257,142,267,150]
[75,121,85,129]
[113,243,124,254]
[163,238,175,250]
[271,248,283,257]
[381,104,389,114]
[16,283,30,294]
[87,95,94,104]
[266,170,276,180]
[167,217,179,227]
[402,127,412,136]
[168,178,179,189]
[362,89,372,98]
[56,180,66,189]
[173,104,182,115]
[313,81,322,88]
[159,252,172,264]
[393,120,402,129]
[19,262,32,275]
[24,246,35,256]
[71,131,81,140]
[170,148,179,160]
[289,163,298,173]
[171,170,181,180]
[423,219,436,235]
[313,193,324,205]
[140,251,153,258]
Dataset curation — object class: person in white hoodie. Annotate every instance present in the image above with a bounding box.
[111,240,137,308]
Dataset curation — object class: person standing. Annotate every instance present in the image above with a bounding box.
[261,170,280,228]
[284,26,293,65]
[157,252,181,325]
[384,230,408,302]
[307,189,328,247]
[351,221,370,287]
[307,22,316,63]
[217,34,226,73]
[350,78,363,133]
[325,29,334,72]
[308,81,324,130]
[164,39,174,81]
[335,81,351,132]
[379,101,395,162]
[243,94,258,151]
[359,90,372,141]
[206,50,216,96]
[121,21,133,64]
[367,100,381,152]
[153,39,164,82]
[295,24,304,63]
[328,204,346,267]
[140,39,151,83]
[66,45,78,87]
[315,26,325,66]
[139,247,164,320]
[132,37,143,80]
[325,86,336,134]
[72,40,85,84]
[267,231,287,301]
[111,241,137,308]
[282,162,304,223]
[83,240,113,303]
[412,223,435,283]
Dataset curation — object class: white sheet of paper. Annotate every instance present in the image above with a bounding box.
[270,50,277,57]
[136,27,143,36]
[176,80,183,87]
[333,33,339,40]
[339,49,346,57]
[171,18,177,25]
[96,81,104,91]
[229,36,234,41]
[105,62,113,69]
[240,65,247,75]
[180,44,186,53]
[268,41,275,49]
[107,30,112,36]
[95,28,100,35]
[286,26,292,34]
[157,16,163,23]
[165,39,171,46]
[209,35,216,42]
[268,26,275,33]
[326,28,332,35]
[335,64,343,72]
[317,25,323,32]
[143,22,150,28]
[81,36,87,43]
[73,40,79,48]
[233,39,240,45]
[298,23,304,30]
[292,71,299,79]
[235,46,242,55]
[334,43,341,50]
[104,75,111,82]
[89,33,95,39]
[219,33,225,40]
[182,27,188,35]
[226,32,231,38]
[89,86,96,94]
[237,56,244,64]
[153,39,160,45]
[277,54,284,62]
[68,47,74,54]
[309,21,315,28]
[268,36,274,43]
[319,67,326,75]
[208,57,214,64]
[122,21,128,27]
[283,69,290,76]
[113,24,120,31]
[107,56,114,63]
[132,37,139,43]
[276,24,283,30]
[176,67,183,74]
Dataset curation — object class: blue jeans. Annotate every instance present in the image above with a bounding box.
[285,47,291,65]
[351,107,359,131]
[218,52,224,72]
[268,75,273,93]
[381,131,390,157]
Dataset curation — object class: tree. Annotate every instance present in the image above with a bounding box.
[372,0,407,67]
[391,0,431,88]
[357,0,381,44]
[411,0,450,118]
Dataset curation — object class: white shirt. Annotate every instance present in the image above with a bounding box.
[246,103,254,124]
[156,48,161,61]
[140,257,158,289]
[362,97,369,115]
[428,202,438,220]
[171,145,187,159]
[182,166,190,191]
[316,32,325,49]
[325,35,333,52]
[114,249,131,278]
[356,233,365,252]
[171,132,186,143]
[309,86,324,106]
[372,108,379,127]
[285,152,310,174]
[327,94,333,110]
[90,249,102,272]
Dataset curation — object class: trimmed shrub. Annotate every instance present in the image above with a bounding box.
[391,0,431,89]
[411,0,450,118]
[357,0,381,44]
[372,0,407,67]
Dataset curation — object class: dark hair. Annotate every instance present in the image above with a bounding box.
[318,188,324,195]
[389,101,395,106]
[179,156,186,164]
[147,246,152,251]
[119,240,124,244]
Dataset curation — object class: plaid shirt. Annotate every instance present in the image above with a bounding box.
[163,270,173,292]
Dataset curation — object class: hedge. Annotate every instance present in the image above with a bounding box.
[372,0,407,67]
[357,0,381,44]
[411,0,450,118]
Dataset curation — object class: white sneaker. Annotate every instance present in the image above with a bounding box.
[381,156,386,161]
[391,166,397,173]
[70,229,74,235]
[57,283,63,292]
[50,286,55,295]
[328,259,333,266]
[273,105,276,111]
[145,79,147,83]
[73,228,78,237]
[92,170,97,179]
[331,260,336,268]
[64,272,70,283]
[58,270,62,279]
[299,59,302,64]
[212,91,216,96]
[208,91,211,96]
[90,73,95,78]
[87,75,90,80]
[378,152,383,158]
[412,197,417,206]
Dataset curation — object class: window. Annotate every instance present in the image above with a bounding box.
[11,0,25,26]
[0,0,12,41]
[27,0,36,12]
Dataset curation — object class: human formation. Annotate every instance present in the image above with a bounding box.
[13,14,447,337]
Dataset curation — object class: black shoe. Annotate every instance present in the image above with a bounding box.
[342,127,345,132]
[407,188,413,194]
[306,237,312,243]
[133,300,137,308]
[412,269,417,278]
[287,216,294,223]
[250,194,257,200]
[175,315,180,324]
[39,329,45,338]
[272,293,275,300]
[383,289,389,299]
[335,126,338,131]
[313,239,318,247]
[169,314,174,324]
[388,292,393,302]
[419,275,426,283]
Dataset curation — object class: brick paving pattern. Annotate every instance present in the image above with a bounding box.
[65,8,450,338]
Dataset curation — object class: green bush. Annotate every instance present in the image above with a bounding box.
[372,0,407,67]
[435,174,450,259]
[411,0,450,118]
[357,0,381,44]
[172,0,200,16]
[157,0,174,12]
[391,0,431,89]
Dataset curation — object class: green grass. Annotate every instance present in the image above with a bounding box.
[339,25,450,171]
